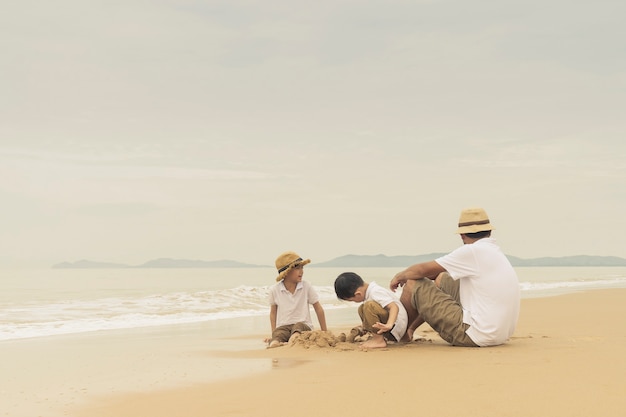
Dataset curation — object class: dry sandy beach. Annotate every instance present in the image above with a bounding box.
[5,289,625,417]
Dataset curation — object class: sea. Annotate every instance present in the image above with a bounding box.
[2,266,626,342]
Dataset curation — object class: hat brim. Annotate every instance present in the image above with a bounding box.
[457,224,495,234]
[276,259,311,281]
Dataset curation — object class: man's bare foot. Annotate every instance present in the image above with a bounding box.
[405,316,424,342]
[360,335,387,349]
[399,333,412,343]
[405,327,415,342]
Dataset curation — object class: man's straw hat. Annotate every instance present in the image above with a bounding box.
[275,251,311,282]
[456,207,495,234]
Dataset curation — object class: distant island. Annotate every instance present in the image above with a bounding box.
[52,254,626,269]
[315,254,626,267]
[53,258,266,269]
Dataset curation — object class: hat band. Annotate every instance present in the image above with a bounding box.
[278,258,302,273]
[458,219,490,227]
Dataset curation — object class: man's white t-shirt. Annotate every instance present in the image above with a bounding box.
[435,238,520,346]
[365,281,408,341]
[269,280,320,329]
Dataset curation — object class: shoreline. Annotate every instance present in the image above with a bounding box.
[3,288,625,417]
[0,307,361,417]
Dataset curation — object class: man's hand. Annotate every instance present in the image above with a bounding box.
[390,272,407,291]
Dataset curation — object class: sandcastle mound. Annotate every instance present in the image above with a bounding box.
[288,330,371,350]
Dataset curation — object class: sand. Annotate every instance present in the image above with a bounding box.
[5,289,626,417]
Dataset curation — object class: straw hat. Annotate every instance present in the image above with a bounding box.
[456,207,495,234]
[275,251,311,282]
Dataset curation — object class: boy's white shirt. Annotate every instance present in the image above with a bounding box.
[269,280,319,329]
[364,281,408,341]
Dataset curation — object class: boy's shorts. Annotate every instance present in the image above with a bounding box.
[271,322,311,343]
[410,273,478,347]
[358,300,397,341]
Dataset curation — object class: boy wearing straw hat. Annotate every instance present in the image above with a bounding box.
[389,207,520,347]
[265,251,327,348]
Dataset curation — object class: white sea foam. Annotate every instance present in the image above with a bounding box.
[519,277,626,296]
[0,285,348,341]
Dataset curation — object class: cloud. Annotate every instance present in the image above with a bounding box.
[1,0,625,265]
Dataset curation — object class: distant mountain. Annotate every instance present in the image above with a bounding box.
[52,254,626,269]
[136,258,265,268]
[312,253,447,268]
[52,259,130,269]
[53,258,266,269]
[315,254,626,267]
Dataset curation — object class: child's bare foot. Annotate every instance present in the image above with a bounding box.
[267,339,283,349]
[360,335,387,349]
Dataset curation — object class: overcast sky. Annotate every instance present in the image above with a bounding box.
[1,0,625,268]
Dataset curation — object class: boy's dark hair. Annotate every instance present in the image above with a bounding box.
[334,272,364,300]
[464,230,492,239]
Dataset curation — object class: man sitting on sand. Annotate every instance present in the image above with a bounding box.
[389,207,520,347]
[335,272,409,348]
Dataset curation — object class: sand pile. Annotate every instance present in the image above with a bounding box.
[287,330,372,350]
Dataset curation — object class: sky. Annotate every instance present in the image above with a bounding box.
[1,0,625,268]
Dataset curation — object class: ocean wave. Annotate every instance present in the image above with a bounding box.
[0,285,348,341]
[1,279,625,342]
[519,277,626,294]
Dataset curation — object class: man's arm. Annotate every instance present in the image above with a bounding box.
[390,260,446,291]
